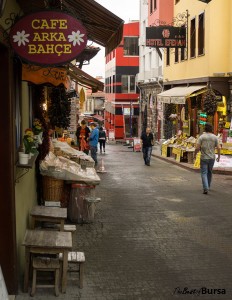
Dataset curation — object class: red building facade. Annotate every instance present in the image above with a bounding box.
[105,21,139,139]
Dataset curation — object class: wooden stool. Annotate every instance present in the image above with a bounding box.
[59,251,85,288]
[30,257,60,297]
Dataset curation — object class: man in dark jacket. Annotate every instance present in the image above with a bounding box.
[98,127,106,153]
[140,127,154,166]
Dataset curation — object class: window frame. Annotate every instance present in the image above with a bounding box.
[198,12,205,56]
[190,17,196,58]
[121,75,136,94]
[123,36,139,56]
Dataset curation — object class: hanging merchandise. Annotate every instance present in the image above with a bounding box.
[48,86,71,130]
[203,89,217,116]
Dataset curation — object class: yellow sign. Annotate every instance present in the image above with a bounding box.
[162,144,168,157]
[194,152,201,169]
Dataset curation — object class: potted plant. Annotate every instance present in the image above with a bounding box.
[23,128,38,156]
[32,118,43,145]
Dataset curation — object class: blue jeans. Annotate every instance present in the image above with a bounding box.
[200,159,215,190]
[142,146,152,165]
[90,146,98,165]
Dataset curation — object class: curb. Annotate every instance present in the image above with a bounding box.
[152,154,232,175]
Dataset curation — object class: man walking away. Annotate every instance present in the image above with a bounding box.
[195,122,220,194]
[98,127,106,153]
[89,122,99,166]
[140,127,154,166]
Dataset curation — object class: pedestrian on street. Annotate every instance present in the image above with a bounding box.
[140,127,154,166]
[76,120,90,154]
[195,122,221,194]
[89,122,99,166]
[98,127,106,154]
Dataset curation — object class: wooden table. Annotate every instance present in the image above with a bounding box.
[30,206,67,231]
[22,229,72,293]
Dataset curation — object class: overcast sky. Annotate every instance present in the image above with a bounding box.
[82,0,140,79]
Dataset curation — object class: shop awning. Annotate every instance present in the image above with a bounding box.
[157,85,207,104]
[93,114,104,121]
[16,0,124,55]
[67,63,104,93]
[22,64,71,90]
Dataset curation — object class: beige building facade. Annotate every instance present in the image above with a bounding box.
[160,0,232,138]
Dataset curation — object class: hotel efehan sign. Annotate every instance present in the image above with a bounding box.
[146,26,186,48]
[9,11,87,65]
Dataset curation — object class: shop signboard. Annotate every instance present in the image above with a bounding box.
[108,129,115,140]
[133,138,141,152]
[161,144,168,157]
[9,11,87,66]
[146,26,186,48]
[214,155,232,168]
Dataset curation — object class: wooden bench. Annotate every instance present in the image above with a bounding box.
[59,251,85,288]
[31,257,60,297]
[40,223,77,236]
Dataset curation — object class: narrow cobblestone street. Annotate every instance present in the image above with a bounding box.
[17,144,232,300]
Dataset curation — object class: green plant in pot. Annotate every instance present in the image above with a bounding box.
[23,128,38,155]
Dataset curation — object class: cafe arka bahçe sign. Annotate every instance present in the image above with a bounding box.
[146,26,186,48]
[9,11,87,66]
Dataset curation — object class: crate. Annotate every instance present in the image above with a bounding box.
[70,156,80,164]
[80,159,95,169]
[42,176,64,202]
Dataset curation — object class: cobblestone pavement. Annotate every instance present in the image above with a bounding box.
[16,144,232,300]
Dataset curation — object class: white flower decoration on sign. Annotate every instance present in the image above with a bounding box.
[13,30,30,46]
[68,30,85,46]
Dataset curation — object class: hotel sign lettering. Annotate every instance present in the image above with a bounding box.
[146,26,186,48]
[9,11,87,65]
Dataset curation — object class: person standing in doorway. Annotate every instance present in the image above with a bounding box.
[76,120,90,155]
[98,127,106,154]
[195,122,221,194]
[140,127,154,166]
[89,122,99,166]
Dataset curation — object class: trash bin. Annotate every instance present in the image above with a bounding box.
[68,184,95,224]
[84,197,101,223]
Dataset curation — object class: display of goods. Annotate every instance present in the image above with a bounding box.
[80,159,95,169]
[42,176,64,202]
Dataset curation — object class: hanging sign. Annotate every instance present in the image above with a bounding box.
[146,26,186,48]
[9,11,87,66]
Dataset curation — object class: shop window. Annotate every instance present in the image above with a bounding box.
[121,75,136,93]
[198,12,205,56]
[190,18,196,58]
[124,37,139,56]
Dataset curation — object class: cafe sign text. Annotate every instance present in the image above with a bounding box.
[9,11,87,65]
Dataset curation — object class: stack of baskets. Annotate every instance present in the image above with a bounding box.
[42,176,64,202]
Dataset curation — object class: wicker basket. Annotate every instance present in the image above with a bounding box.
[42,176,64,201]
[70,156,80,164]
[80,159,95,168]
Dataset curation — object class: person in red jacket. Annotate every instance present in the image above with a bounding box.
[75,120,90,154]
